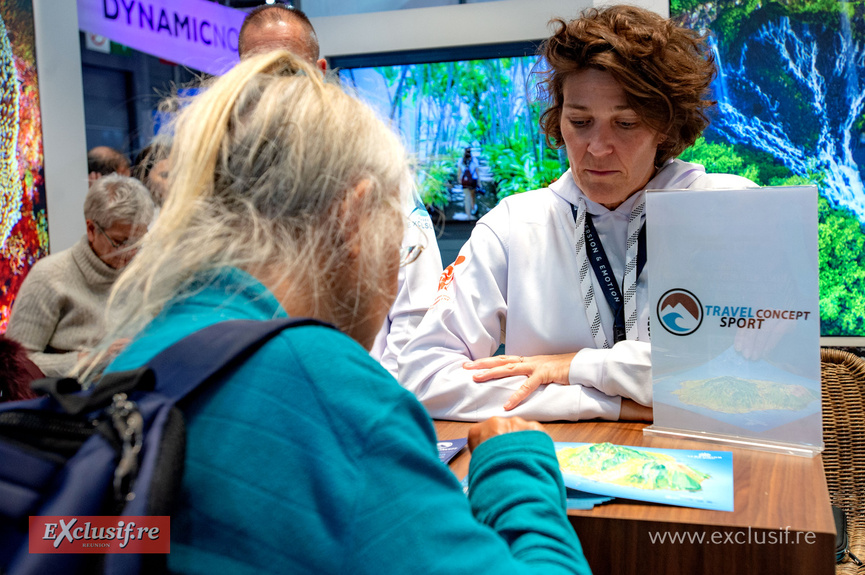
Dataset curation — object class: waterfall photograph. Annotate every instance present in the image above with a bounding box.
[673,0,865,338]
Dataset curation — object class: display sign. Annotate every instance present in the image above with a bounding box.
[645,186,822,456]
[77,0,243,76]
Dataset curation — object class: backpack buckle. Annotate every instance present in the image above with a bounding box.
[107,392,144,502]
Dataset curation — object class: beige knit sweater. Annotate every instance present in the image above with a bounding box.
[6,235,120,377]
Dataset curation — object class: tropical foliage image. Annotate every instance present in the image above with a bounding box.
[339,54,565,218]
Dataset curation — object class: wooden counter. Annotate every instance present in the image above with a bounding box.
[435,420,835,575]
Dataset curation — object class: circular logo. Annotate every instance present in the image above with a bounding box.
[657,289,703,336]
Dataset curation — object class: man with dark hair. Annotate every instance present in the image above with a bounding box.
[87,146,131,186]
[238,5,326,71]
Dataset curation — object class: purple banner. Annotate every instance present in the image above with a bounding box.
[77,0,243,76]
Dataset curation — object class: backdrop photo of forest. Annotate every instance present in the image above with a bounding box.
[339,54,565,221]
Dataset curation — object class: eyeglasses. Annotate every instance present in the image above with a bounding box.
[94,222,132,250]
[399,218,428,267]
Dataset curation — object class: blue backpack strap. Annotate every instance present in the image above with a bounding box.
[105,317,336,575]
[145,317,334,402]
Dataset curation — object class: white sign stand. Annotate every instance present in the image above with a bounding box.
[644,186,822,457]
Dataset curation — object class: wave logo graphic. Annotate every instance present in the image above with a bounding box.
[657,289,703,336]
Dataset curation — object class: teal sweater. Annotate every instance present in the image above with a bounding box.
[108,270,591,574]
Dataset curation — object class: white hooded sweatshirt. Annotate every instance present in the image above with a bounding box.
[398,160,756,422]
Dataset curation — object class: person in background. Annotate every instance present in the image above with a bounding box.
[87,145,131,186]
[237,3,443,378]
[133,141,171,215]
[238,4,327,71]
[6,174,153,377]
[98,51,591,575]
[398,5,757,422]
[454,146,480,221]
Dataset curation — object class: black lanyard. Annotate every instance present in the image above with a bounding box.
[571,204,646,343]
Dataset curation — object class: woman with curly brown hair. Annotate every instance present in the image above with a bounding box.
[399,5,757,422]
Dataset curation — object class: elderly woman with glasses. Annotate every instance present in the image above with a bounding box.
[6,173,153,377]
[96,52,591,574]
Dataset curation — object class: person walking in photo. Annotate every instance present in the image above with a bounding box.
[455,147,480,220]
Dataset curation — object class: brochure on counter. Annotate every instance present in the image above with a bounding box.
[437,437,468,464]
[555,442,734,512]
[443,437,733,511]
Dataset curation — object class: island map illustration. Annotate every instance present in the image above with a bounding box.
[554,442,734,511]
[673,376,818,414]
[651,346,822,434]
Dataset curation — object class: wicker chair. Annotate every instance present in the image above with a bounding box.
[821,348,865,573]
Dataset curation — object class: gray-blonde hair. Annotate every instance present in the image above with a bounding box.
[94,51,410,373]
[84,173,154,228]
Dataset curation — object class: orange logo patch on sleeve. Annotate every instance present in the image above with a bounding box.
[437,255,466,292]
